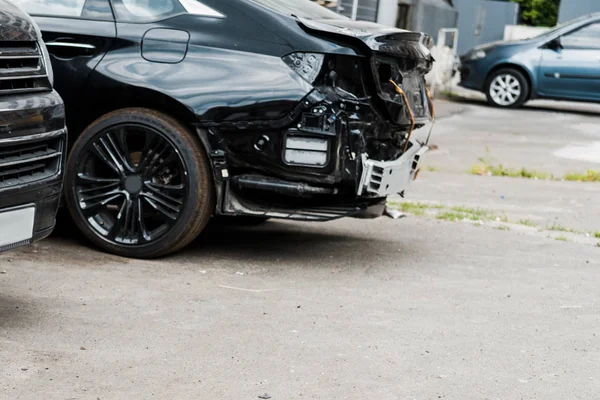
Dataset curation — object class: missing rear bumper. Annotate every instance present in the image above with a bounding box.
[358,143,428,197]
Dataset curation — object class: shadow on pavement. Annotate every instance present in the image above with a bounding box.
[0,294,37,330]
[172,218,419,267]
[48,208,419,266]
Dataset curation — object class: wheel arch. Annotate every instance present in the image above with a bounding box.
[67,86,204,151]
[486,63,535,100]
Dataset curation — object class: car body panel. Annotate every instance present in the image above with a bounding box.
[538,47,600,101]
[459,13,600,103]
[34,16,116,119]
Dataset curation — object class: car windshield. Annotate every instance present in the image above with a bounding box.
[532,14,597,39]
[250,0,346,20]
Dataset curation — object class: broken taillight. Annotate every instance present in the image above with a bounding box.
[282,52,324,84]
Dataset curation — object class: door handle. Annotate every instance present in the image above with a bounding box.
[46,42,96,50]
[45,41,96,59]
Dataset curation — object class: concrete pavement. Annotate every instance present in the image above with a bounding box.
[1,217,599,399]
[1,97,599,400]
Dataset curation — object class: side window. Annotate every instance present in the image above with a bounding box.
[12,0,87,17]
[111,0,184,22]
[561,23,600,50]
[81,0,114,20]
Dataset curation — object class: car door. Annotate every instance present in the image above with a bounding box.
[12,0,117,112]
[538,22,600,101]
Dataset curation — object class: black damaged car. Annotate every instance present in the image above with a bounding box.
[0,0,66,253]
[16,0,435,258]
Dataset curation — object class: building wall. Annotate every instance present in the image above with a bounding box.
[558,0,600,23]
[454,0,518,54]
[339,0,458,44]
[338,0,379,22]
[410,0,458,38]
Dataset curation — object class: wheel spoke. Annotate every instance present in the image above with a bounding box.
[78,181,120,195]
[141,186,182,212]
[79,189,125,215]
[141,195,179,221]
[108,197,145,243]
[76,173,120,185]
[107,130,136,174]
[91,138,125,177]
[145,181,185,194]
[136,197,152,242]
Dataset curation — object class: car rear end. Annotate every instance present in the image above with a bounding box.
[218,11,435,220]
[0,0,66,252]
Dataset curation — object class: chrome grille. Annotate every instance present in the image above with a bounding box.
[0,131,63,189]
[0,41,51,95]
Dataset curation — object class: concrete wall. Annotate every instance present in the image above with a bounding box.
[454,0,519,54]
[504,25,548,40]
[410,0,458,38]
[376,0,399,27]
[559,0,600,23]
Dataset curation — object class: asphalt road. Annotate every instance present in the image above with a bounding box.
[1,99,599,400]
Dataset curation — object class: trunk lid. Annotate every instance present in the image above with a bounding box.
[297,18,434,65]
[298,18,434,126]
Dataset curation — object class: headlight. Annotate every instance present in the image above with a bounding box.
[283,52,324,84]
[39,41,54,87]
[468,50,487,61]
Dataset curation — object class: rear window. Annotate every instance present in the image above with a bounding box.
[250,0,346,20]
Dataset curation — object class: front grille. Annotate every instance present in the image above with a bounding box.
[0,41,51,95]
[0,133,63,189]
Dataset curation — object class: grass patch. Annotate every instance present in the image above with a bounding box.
[547,223,574,233]
[439,90,461,99]
[449,206,497,221]
[470,162,550,180]
[426,166,440,172]
[594,232,600,239]
[389,202,443,216]
[555,236,568,242]
[518,219,537,227]
[436,212,468,222]
[564,170,600,183]
[471,149,598,183]
[496,225,511,231]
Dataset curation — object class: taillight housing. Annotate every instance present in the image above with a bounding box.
[283,52,325,84]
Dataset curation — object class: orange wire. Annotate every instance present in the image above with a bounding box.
[425,88,435,119]
[389,79,415,153]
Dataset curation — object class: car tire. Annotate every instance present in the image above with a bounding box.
[485,68,529,108]
[64,108,215,259]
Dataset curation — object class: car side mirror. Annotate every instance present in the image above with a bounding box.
[546,38,563,51]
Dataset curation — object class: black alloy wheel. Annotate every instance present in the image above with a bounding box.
[65,108,214,258]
